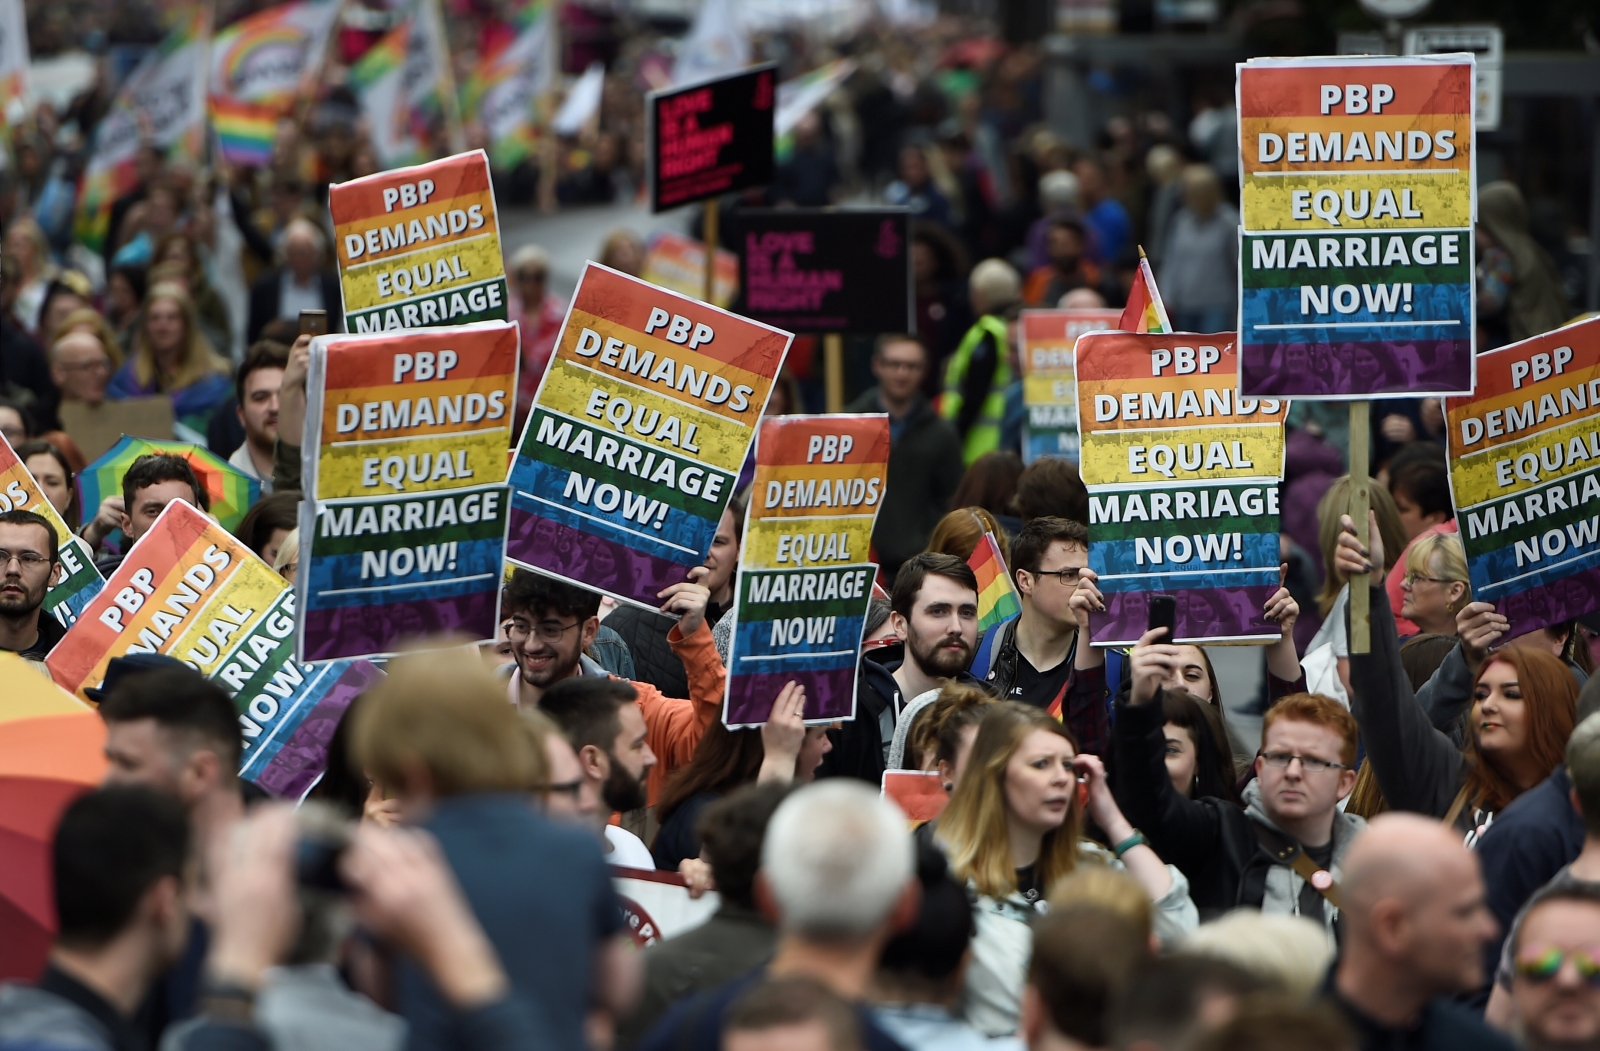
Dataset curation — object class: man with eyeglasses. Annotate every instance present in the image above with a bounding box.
[1502,885,1600,1051]
[971,517,1102,754]
[1112,651,1364,937]
[845,335,963,580]
[501,567,721,807]
[0,508,64,663]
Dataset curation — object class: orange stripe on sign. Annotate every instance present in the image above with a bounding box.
[1240,113,1473,175]
[1238,63,1473,120]
[320,374,517,438]
[754,415,892,467]
[322,325,518,389]
[329,152,493,226]
[1073,332,1239,384]
[571,263,791,373]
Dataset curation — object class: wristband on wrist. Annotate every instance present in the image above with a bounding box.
[200,979,257,1024]
[1112,830,1149,859]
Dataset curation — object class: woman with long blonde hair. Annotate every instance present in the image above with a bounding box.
[936,702,1194,1037]
[108,281,233,437]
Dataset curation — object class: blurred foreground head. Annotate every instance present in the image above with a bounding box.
[353,646,538,808]
[759,780,915,943]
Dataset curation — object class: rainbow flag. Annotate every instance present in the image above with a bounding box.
[968,532,1021,633]
[463,1,552,168]
[75,7,209,251]
[211,97,277,165]
[1117,250,1172,334]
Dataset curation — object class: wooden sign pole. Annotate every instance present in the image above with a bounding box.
[702,205,719,303]
[824,334,844,412]
[1348,400,1371,654]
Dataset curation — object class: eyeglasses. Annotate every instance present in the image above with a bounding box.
[507,618,583,643]
[56,359,112,374]
[1031,567,1084,586]
[1402,572,1455,586]
[0,549,51,569]
[1258,751,1348,774]
[1515,947,1600,987]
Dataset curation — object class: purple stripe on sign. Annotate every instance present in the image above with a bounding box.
[726,666,857,726]
[253,663,382,799]
[1496,566,1600,642]
[1089,585,1280,646]
[1239,340,1471,397]
[507,507,692,607]
[302,593,500,661]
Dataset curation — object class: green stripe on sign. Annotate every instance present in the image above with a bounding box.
[348,278,510,332]
[1087,484,1278,542]
[1241,233,1469,290]
[522,410,733,520]
[740,568,875,620]
[313,492,508,555]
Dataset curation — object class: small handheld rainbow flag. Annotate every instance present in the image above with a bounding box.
[968,532,1022,633]
[1117,247,1172,334]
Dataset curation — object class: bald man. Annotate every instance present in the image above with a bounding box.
[1327,814,1515,1051]
[49,331,113,407]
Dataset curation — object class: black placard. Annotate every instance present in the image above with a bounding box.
[647,64,776,213]
[736,208,914,334]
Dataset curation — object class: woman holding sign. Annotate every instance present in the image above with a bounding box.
[936,702,1195,1037]
[1337,514,1577,843]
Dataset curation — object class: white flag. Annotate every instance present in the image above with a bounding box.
[0,0,29,128]
[673,0,749,86]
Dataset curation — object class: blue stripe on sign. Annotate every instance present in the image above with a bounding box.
[305,535,505,611]
[1090,532,1279,577]
[507,456,719,563]
[1470,546,1600,603]
[1096,568,1282,593]
[1241,282,1471,344]
[732,614,867,674]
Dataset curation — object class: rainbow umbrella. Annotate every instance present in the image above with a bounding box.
[0,654,106,980]
[77,435,261,533]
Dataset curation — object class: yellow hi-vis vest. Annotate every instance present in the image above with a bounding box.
[940,314,1012,464]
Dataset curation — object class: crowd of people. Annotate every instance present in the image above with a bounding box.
[2,3,1599,1051]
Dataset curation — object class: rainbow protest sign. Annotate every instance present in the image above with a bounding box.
[1075,332,1287,645]
[724,414,888,727]
[298,321,518,661]
[0,434,103,628]
[208,0,341,165]
[1446,316,1600,639]
[1018,308,1119,463]
[507,263,792,608]
[330,150,508,335]
[1236,56,1476,398]
[45,500,379,796]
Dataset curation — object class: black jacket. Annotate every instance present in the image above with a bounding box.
[1111,690,1361,924]
[604,602,727,699]
[816,641,985,785]
[246,270,344,344]
[843,389,964,575]
[1324,972,1517,1051]
[0,317,59,432]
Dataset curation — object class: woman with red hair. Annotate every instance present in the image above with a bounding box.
[1337,513,1577,843]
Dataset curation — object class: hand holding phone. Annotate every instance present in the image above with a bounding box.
[1147,594,1177,641]
[299,309,329,338]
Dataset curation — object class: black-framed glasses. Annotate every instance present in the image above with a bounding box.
[1258,751,1348,774]
[507,618,582,643]
[0,549,51,569]
[1402,572,1454,586]
[1031,567,1084,586]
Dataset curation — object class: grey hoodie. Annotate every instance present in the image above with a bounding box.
[1241,778,1365,938]
[0,983,117,1051]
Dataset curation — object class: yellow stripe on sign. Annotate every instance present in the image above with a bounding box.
[1449,417,1600,507]
[1079,426,1286,487]
[749,463,888,521]
[316,431,512,500]
[339,234,505,313]
[742,517,878,571]
[1242,172,1473,231]
[1024,375,1075,406]
[166,561,286,677]
[537,359,754,473]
